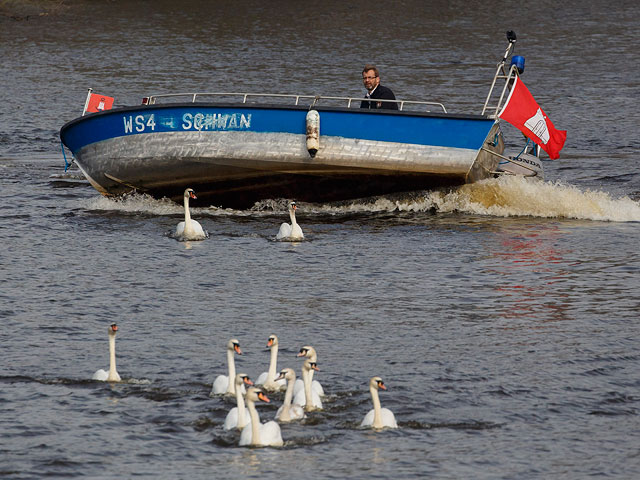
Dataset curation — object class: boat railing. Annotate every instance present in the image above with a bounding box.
[143,92,447,113]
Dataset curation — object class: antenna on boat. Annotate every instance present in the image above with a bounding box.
[502,30,517,62]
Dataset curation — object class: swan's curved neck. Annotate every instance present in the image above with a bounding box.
[183,195,193,231]
[289,208,297,226]
[303,367,314,412]
[107,334,118,381]
[370,386,383,429]
[280,376,294,421]
[227,349,237,394]
[184,195,192,221]
[305,349,317,382]
[236,385,247,428]
[247,398,261,446]
[267,344,278,382]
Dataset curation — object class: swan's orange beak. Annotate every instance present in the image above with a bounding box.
[297,348,307,357]
[378,381,387,390]
[267,338,274,347]
[189,191,197,199]
[234,344,242,355]
[110,324,118,332]
[310,363,320,371]
[244,377,254,386]
[258,391,270,403]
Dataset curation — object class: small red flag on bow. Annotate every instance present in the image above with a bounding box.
[86,92,114,113]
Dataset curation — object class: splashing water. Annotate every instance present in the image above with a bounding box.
[318,176,640,222]
[85,193,241,217]
[86,193,181,215]
[81,177,640,222]
[427,176,640,222]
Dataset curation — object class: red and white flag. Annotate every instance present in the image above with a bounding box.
[498,77,567,159]
[85,92,114,114]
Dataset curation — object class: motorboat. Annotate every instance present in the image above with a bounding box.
[60,32,548,208]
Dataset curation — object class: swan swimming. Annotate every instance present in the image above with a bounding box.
[276,201,304,241]
[360,376,398,429]
[293,345,324,397]
[239,387,284,447]
[175,188,207,241]
[293,359,323,412]
[223,373,256,430]
[211,339,244,396]
[275,368,305,422]
[92,323,121,382]
[256,334,286,392]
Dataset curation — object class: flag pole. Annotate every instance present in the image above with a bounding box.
[82,88,93,116]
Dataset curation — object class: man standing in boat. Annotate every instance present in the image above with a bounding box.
[360,64,398,110]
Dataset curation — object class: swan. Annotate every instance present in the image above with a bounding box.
[360,376,398,429]
[92,323,121,382]
[275,368,305,422]
[293,345,324,397]
[276,201,304,241]
[255,335,286,392]
[175,188,207,241]
[223,374,256,430]
[211,339,244,396]
[292,359,323,412]
[239,387,284,447]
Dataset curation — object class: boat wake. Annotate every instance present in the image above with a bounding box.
[83,176,640,223]
[316,176,640,222]
[85,193,242,217]
[423,176,640,222]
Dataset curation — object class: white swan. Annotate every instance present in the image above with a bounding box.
[292,359,323,412]
[276,201,304,241]
[223,374,256,430]
[92,323,121,382]
[239,388,284,447]
[175,188,207,241]
[255,335,286,392]
[275,368,305,422]
[360,376,398,429]
[211,339,244,396]
[293,345,324,397]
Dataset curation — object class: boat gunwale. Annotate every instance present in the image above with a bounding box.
[60,101,495,135]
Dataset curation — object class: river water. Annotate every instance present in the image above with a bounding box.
[2,1,640,478]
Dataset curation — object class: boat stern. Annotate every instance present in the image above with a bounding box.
[466,120,503,183]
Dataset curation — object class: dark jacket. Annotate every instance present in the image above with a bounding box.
[360,85,398,110]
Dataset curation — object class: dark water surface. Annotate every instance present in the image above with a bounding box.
[2,1,640,478]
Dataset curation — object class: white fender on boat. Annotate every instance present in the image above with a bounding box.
[306,110,320,158]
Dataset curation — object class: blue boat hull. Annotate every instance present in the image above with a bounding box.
[60,103,503,207]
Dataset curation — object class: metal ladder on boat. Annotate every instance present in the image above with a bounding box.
[481,31,520,119]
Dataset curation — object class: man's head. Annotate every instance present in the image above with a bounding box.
[362,64,380,92]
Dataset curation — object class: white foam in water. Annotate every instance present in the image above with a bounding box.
[85,193,243,217]
[426,176,640,222]
[86,194,182,215]
[314,176,640,222]
[83,177,640,222]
